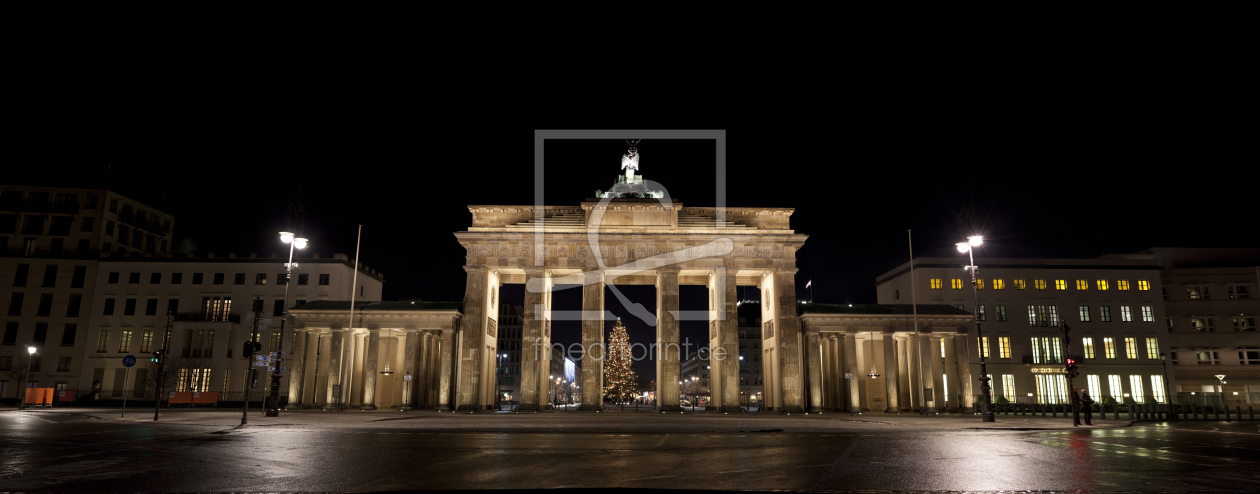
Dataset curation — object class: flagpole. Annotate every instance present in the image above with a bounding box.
[909,229,923,415]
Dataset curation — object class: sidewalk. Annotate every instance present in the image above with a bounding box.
[10,406,1139,433]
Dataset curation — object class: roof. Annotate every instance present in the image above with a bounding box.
[799,303,971,316]
[290,301,462,312]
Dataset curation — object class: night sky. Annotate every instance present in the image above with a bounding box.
[13,122,1257,381]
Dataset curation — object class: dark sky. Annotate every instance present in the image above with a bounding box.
[12,119,1257,381]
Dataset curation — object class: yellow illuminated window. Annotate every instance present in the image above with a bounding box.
[976,279,985,289]
[1013,279,1026,290]
[1146,337,1159,359]
[951,278,963,289]
[1137,280,1150,291]
[1097,280,1109,291]
[930,278,942,289]
[1082,337,1095,359]
[978,337,990,358]
[993,279,1005,290]
[1055,280,1066,290]
[998,337,1011,359]
[1076,280,1088,290]
[1034,279,1046,290]
[1118,280,1130,291]
[1103,337,1116,359]
[1124,337,1137,358]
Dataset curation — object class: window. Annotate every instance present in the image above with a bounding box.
[1136,280,1150,291]
[1097,280,1109,291]
[147,272,160,284]
[1076,280,1088,290]
[233,273,245,285]
[107,272,119,284]
[1145,337,1159,359]
[1195,351,1219,365]
[298,274,309,285]
[319,274,330,285]
[950,278,962,289]
[998,337,1011,359]
[1028,306,1052,327]
[277,273,288,285]
[192,273,203,284]
[70,266,86,288]
[1187,286,1208,300]
[930,278,942,289]
[1002,375,1016,402]
[1010,279,1024,290]
[993,279,1005,290]
[32,323,47,346]
[269,332,282,352]
[213,273,224,285]
[13,264,30,286]
[1087,375,1101,401]
[124,299,136,316]
[1137,306,1153,323]
[1229,285,1251,299]
[145,299,157,316]
[7,293,23,316]
[1100,306,1112,322]
[127,272,139,284]
[1117,280,1130,291]
[1107,375,1124,399]
[42,265,58,287]
[201,296,232,322]
[1234,317,1257,332]
[66,295,81,317]
[169,272,182,284]
[1124,337,1137,359]
[61,324,76,346]
[1129,375,1145,403]
[1029,279,1044,290]
[256,273,267,285]
[1103,338,1116,359]
[1239,347,1260,365]
[102,298,115,315]
[1048,306,1059,326]
[1031,336,1063,363]
[976,279,985,289]
[109,198,117,213]
[2,322,15,345]
[29,356,40,372]
[273,300,285,317]
[1079,305,1091,322]
[55,357,71,372]
[140,330,153,353]
[1150,375,1166,403]
[105,219,114,235]
[1191,318,1213,332]
[37,293,52,316]
[977,305,985,321]
[1082,337,1095,359]
[1120,306,1133,322]
[978,336,989,358]
[119,330,132,353]
[1035,374,1069,404]
[1167,318,1174,332]
[996,305,1007,322]
[96,330,110,352]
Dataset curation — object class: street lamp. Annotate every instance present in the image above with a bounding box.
[1216,374,1227,410]
[268,231,307,417]
[497,353,508,410]
[20,346,36,410]
[1159,352,1172,407]
[957,236,995,422]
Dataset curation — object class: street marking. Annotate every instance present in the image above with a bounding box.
[797,464,831,468]
[625,476,676,482]
[717,470,754,474]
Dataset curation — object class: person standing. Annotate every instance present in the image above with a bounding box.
[1072,389,1083,426]
[1081,390,1095,425]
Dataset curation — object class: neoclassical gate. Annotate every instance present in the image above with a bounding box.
[454,199,809,412]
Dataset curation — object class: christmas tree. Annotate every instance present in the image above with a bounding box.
[603,319,639,404]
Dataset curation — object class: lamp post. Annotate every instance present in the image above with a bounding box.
[497,353,507,410]
[20,346,36,410]
[1159,352,1172,412]
[957,236,995,422]
[1215,374,1227,411]
[267,231,307,417]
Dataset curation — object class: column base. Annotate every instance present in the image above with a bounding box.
[322,404,342,411]
[578,404,604,412]
[780,406,804,413]
[884,408,902,413]
[456,404,478,411]
[398,405,415,411]
[437,404,452,411]
[360,404,377,410]
[656,405,683,412]
[808,406,824,413]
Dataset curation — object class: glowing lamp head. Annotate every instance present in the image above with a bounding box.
[956,242,970,253]
[293,237,308,250]
[27,346,36,355]
[968,235,983,247]
[279,231,295,244]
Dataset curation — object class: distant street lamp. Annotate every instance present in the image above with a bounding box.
[20,346,36,410]
[958,236,995,422]
[267,231,307,417]
[1159,352,1172,408]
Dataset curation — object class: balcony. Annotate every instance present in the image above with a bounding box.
[173,311,241,324]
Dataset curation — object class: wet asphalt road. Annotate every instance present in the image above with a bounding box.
[3,411,1260,492]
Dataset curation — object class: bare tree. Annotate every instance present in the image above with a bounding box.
[5,353,32,399]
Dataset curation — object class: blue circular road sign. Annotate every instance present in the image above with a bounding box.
[122,355,136,368]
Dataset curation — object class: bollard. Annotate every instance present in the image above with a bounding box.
[1225,405,1231,422]
[1237,405,1242,421]
[1214,405,1220,421]
[1127,403,1134,421]
[1042,404,1047,417]
[1250,406,1254,421]
[1052,404,1058,418]
[1113,403,1120,420]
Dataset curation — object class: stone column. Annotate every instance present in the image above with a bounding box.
[819,333,832,409]
[301,330,319,407]
[340,329,355,408]
[417,333,430,408]
[828,335,841,410]
[954,331,974,412]
[323,329,345,410]
[287,330,308,407]
[456,266,489,410]
[806,331,824,412]
[930,335,945,411]
[717,266,740,413]
[944,335,961,412]
[898,336,912,409]
[655,266,681,412]
[774,269,804,412]
[314,332,332,407]
[578,268,605,411]
[844,332,860,412]
[400,329,419,410]
[519,268,546,410]
[883,331,900,412]
[360,328,380,410]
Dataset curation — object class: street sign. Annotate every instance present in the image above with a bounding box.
[253,361,269,367]
[844,373,854,379]
[270,352,283,358]
[268,366,276,372]
[403,374,413,381]
[255,355,270,362]
[122,355,136,368]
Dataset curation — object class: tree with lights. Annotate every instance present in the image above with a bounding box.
[603,319,639,404]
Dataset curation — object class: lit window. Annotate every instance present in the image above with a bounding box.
[1233,317,1257,332]
[1027,306,1037,327]
[1187,286,1208,300]
[1141,306,1154,322]
[140,330,153,353]
[1228,285,1251,299]
[1191,318,1213,332]
[993,279,1005,290]
[96,330,110,353]
[1107,375,1124,399]
[1031,336,1063,363]
[1013,279,1025,290]
[1120,306,1132,322]
[930,278,941,289]
[1048,306,1059,327]
[996,305,1007,321]
[1055,279,1066,290]
[1097,280,1109,291]
[1196,351,1220,365]
[1239,347,1260,365]
[950,278,963,289]
[978,336,989,358]
[1002,375,1016,402]
[1103,338,1116,359]
[1124,337,1137,358]
[1087,375,1102,401]
[977,305,986,321]
[1082,337,1095,359]
[1145,337,1159,359]
[976,279,985,290]
[1117,280,1130,291]
[1076,280,1088,290]
[1079,305,1091,322]
[1128,375,1144,402]
[998,337,1011,359]
[1100,306,1112,322]
[1034,279,1046,290]
[1151,375,1166,403]
[1138,280,1150,291]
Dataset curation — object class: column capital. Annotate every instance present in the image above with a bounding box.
[656,265,682,275]
[882,328,897,335]
[463,265,489,274]
[524,266,546,276]
[774,268,800,276]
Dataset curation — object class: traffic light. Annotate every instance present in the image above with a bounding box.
[151,350,164,366]
[243,341,261,358]
[248,368,259,388]
[1066,358,1079,379]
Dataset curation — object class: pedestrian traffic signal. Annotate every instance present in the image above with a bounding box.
[243,341,261,358]
[1066,358,1079,379]
[151,350,164,366]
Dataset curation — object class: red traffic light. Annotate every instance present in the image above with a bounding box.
[1066,358,1075,366]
